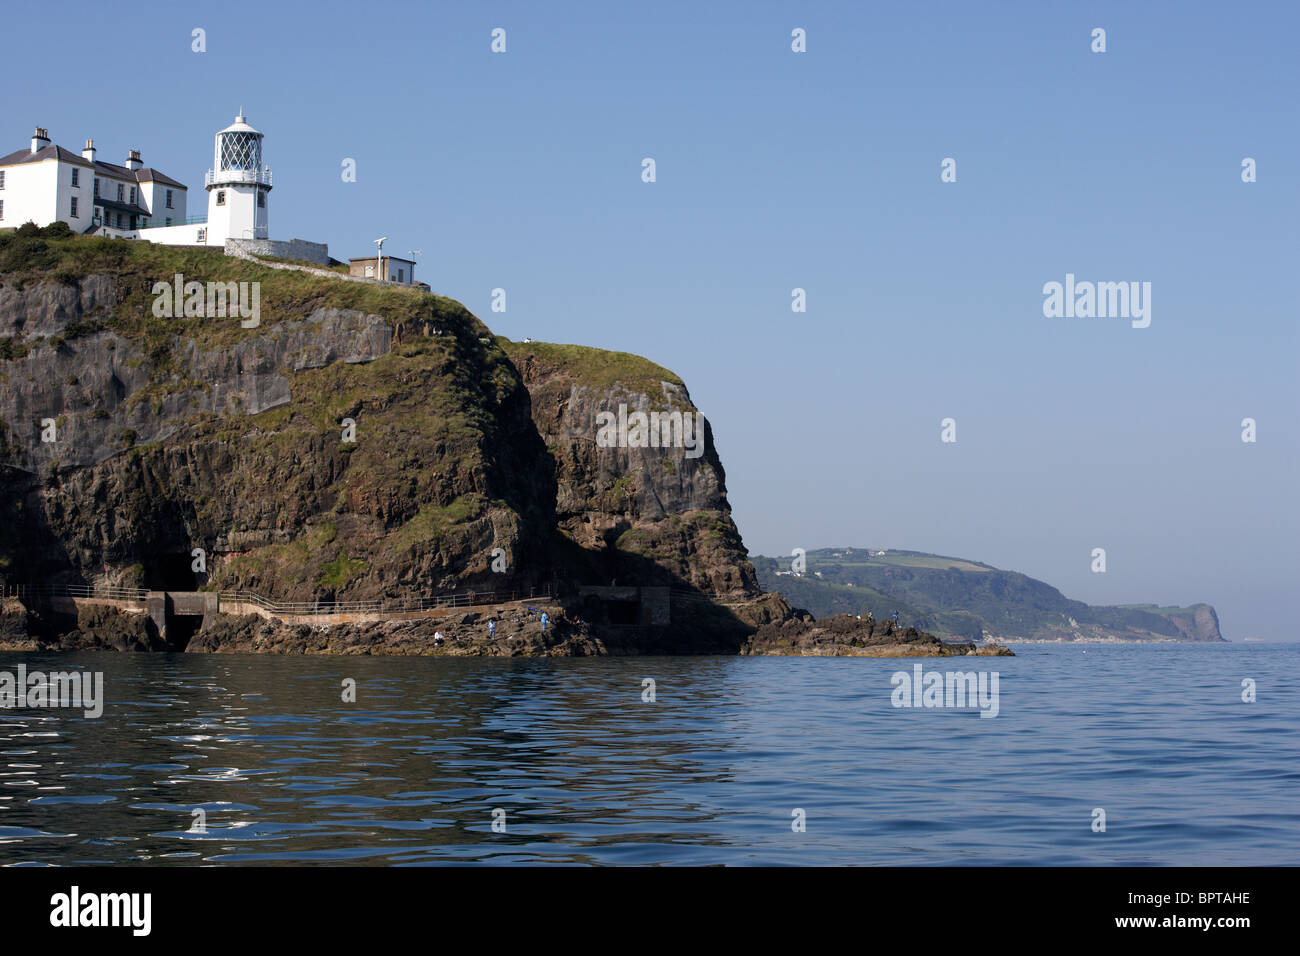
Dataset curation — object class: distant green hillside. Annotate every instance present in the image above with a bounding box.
[753,548,1224,642]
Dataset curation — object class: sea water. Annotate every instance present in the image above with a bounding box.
[0,642,1294,865]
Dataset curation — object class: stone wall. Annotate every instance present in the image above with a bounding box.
[225,237,331,266]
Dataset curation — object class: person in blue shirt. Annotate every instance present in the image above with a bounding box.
[540,612,548,633]
[488,620,496,639]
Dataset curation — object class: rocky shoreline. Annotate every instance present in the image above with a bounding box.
[0,596,1013,658]
[742,612,1014,657]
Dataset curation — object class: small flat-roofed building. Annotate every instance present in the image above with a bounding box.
[349,255,416,284]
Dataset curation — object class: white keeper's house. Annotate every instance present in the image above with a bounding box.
[1,113,422,282]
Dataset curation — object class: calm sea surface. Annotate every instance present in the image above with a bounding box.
[0,643,1295,865]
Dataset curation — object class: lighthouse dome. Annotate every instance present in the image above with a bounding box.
[218,113,262,136]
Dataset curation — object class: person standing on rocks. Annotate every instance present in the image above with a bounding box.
[488,620,496,639]
[540,612,548,634]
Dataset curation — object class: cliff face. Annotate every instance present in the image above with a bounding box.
[0,231,762,639]
[501,341,760,600]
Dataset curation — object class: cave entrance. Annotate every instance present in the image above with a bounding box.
[141,553,200,592]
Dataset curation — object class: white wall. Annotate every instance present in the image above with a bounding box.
[2,152,189,234]
[57,159,95,231]
[135,222,209,245]
[205,182,267,243]
[0,158,58,227]
[139,180,187,224]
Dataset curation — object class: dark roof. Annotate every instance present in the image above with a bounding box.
[135,167,185,188]
[94,196,151,216]
[0,143,186,188]
[92,160,184,188]
[0,144,92,168]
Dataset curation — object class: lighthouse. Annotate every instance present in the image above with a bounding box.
[203,112,271,243]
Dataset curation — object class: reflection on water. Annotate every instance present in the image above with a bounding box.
[0,645,1296,865]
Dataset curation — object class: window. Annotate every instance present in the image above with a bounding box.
[166,189,173,208]
[71,168,79,187]
[0,170,5,189]
[70,197,78,217]
[129,187,135,204]
[94,178,99,196]
[116,183,124,201]
[257,191,264,208]
[364,265,373,278]
[0,200,4,220]
[216,190,225,205]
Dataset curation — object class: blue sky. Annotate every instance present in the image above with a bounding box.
[7,0,1297,638]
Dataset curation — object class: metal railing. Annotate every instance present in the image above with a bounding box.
[139,216,208,228]
[205,168,272,187]
[2,583,550,617]
[2,583,149,601]
[216,588,550,615]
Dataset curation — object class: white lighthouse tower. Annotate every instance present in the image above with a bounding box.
[204,112,271,243]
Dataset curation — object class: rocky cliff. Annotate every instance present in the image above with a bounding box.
[0,227,777,652]
[500,340,760,601]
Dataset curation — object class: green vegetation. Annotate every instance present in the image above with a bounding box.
[394,495,485,547]
[0,337,30,361]
[0,226,464,362]
[498,338,684,391]
[318,551,368,590]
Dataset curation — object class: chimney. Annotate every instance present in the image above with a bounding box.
[31,127,50,153]
[125,149,142,171]
[82,139,96,162]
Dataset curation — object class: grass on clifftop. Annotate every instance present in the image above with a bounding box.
[498,338,684,392]
[0,225,472,352]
